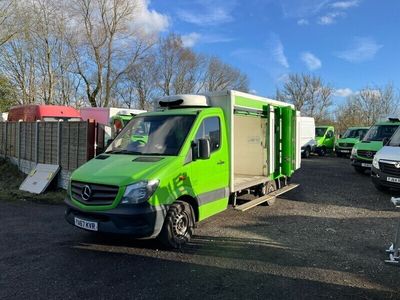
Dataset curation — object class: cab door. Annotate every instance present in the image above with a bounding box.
[189,114,229,220]
[325,129,335,149]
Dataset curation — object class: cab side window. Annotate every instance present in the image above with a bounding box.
[326,130,334,138]
[195,117,221,152]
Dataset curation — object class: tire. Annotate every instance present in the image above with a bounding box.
[373,182,388,192]
[158,201,194,249]
[318,147,326,157]
[257,180,277,197]
[354,166,365,174]
[303,147,311,159]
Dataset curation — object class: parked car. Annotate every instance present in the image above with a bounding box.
[65,90,301,248]
[335,126,369,157]
[299,117,316,158]
[351,118,400,173]
[371,126,400,192]
[315,125,335,156]
[7,105,81,122]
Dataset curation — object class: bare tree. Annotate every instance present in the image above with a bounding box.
[203,56,248,93]
[66,0,153,107]
[335,83,399,132]
[277,73,333,123]
[0,0,17,46]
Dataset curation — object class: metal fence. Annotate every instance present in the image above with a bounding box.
[0,121,96,189]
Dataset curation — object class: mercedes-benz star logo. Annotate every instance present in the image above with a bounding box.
[366,151,373,158]
[395,162,400,169]
[81,185,92,201]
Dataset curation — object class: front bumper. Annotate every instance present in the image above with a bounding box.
[65,197,168,238]
[371,167,400,191]
[335,147,352,155]
[351,157,372,169]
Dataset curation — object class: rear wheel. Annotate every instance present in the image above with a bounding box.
[158,201,194,249]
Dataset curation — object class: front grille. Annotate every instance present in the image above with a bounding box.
[380,162,400,176]
[339,142,354,148]
[71,181,119,205]
[357,150,377,159]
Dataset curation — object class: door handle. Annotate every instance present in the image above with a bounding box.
[217,160,225,165]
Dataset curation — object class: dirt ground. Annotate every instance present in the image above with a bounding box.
[0,156,399,299]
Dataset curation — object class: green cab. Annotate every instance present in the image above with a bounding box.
[335,127,369,157]
[351,119,400,173]
[315,126,335,156]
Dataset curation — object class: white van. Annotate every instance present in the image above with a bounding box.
[371,126,400,192]
[299,117,316,158]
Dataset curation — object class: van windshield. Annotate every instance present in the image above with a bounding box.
[363,125,399,142]
[342,128,368,139]
[389,127,400,146]
[315,127,327,137]
[106,115,196,156]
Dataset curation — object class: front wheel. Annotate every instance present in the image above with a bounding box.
[303,147,311,159]
[354,166,365,174]
[158,201,194,249]
[373,182,388,193]
[318,147,326,157]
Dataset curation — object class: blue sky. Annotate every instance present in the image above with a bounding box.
[148,0,400,105]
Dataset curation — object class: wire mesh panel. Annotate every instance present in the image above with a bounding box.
[6,122,17,157]
[0,123,5,155]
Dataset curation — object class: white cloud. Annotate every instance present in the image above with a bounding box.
[336,37,383,63]
[331,0,359,9]
[297,18,309,25]
[134,0,169,35]
[270,35,289,68]
[334,88,354,97]
[177,2,235,26]
[181,32,234,47]
[318,12,345,25]
[301,52,321,70]
[181,33,201,47]
[281,0,330,18]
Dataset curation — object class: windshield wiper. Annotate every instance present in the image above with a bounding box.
[105,150,142,155]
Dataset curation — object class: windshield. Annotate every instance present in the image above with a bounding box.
[389,127,400,146]
[342,128,368,139]
[315,127,327,137]
[363,125,399,142]
[106,115,196,156]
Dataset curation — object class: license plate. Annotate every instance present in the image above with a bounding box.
[74,217,98,231]
[361,163,372,168]
[387,177,400,183]
[340,150,350,153]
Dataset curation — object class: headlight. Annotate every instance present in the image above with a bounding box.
[372,157,380,169]
[351,147,357,156]
[120,180,159,205]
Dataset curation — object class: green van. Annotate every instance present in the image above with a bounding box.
[335,127,369,157]
[65,91,301,248]
[315,126,335,156]
[351,119,400,173]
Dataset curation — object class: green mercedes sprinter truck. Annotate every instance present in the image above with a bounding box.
[65,91,301,248]
[335,126,369,157]
[351,119,400,173]
[315,125,335,156]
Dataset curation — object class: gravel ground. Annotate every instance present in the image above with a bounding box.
[1,156,399,299]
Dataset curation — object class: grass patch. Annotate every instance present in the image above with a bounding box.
[0,158,66,204]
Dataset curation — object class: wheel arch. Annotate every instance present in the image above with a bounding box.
[176,195,199,222]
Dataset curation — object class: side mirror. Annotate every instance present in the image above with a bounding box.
[197,138,211,159]
[383,137,390,145]
[106,138,114,147]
